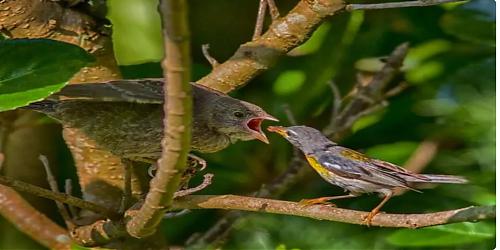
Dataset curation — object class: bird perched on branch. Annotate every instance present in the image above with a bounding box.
[26,79,277,164]
[267,125,467,225]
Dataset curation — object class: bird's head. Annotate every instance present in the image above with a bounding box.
[209,97,278,144]
[267,125,335,154]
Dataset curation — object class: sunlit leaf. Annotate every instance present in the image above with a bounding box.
[0,39,93,112]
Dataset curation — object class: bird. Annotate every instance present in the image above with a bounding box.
[25,78,278,164]
[267,125,468,225]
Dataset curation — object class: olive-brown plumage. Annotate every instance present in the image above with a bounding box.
[26,79,277,162]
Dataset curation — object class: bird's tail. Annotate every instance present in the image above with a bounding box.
[412,174,468,184]
[23,100,57,114]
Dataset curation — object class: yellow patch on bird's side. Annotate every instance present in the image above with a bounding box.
[340,149,370,162]
[305,155,330,176]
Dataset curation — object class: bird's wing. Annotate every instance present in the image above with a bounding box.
[49,78,164,103]
[319,147,416,189]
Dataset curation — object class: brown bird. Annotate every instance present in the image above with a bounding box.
[268,125,468,224]
[26,79,277,164]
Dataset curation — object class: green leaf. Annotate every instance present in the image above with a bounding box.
[440,0,495,45]
[387,222,495,247]
[0,39,93,112]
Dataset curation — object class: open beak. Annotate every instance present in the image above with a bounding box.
[246,113,279,144]
[267,126,288,138]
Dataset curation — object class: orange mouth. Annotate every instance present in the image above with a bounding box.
[267,126,288,138]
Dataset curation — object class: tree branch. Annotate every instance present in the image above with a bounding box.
[197,0,345,93]
[346,0,464,11]
[125,0,192,238]
[0,185,72,250]
[174,195,495,228]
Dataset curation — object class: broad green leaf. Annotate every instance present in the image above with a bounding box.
[0,39,93,111]
[440,0,495,45]
[386,222,495,247]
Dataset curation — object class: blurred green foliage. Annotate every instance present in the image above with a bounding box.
[0,0,495,249]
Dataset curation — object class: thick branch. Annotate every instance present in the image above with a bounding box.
[346,0,464,11]
[197,0,345,93]
[0,185,71,250]
[174,195,495,228]
[126,0,192,238]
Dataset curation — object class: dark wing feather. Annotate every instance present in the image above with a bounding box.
[319,146,417,189]
[49,78,164,103]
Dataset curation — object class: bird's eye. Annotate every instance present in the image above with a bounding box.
[233,111,244,118]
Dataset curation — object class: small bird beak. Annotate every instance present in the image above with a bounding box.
[246,113,279,144]
[267,126,288,138]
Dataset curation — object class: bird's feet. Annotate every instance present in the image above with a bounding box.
[147,154,207,178]
[299,197,337,207]
[362,210,380,226]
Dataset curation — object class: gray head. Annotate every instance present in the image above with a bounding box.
[204,93,278,144]
[267,125,336,154]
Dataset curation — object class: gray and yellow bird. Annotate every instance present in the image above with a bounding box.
[268,125,467,224]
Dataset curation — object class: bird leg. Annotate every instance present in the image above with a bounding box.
[148,154,206,178]
[299,194,357,207]
[363,191,393,226]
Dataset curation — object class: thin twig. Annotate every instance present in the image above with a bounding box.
[164,209,192,219]
[327,80,342,132]
[174,173,214,198]
[346,0,464,11]
[173,195,495,228]
[201,44,219,68]
[64,179,78,219]
[266,0,280,20]
[0,174,119,218]
[126,0,192,238]
[39,155,75,230]
[385,81,409,98]
[253,0,268,40]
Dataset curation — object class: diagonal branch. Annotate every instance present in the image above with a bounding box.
[346,0,465,11]
[173,195,495,228]
[125,0,192,238]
